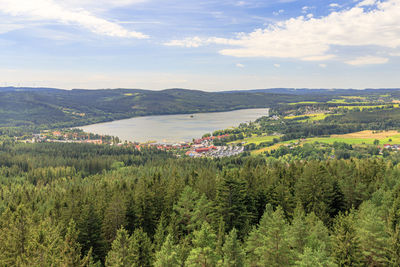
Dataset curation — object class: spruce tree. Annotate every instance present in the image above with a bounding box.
[185,222,220,267]
[214,172,249,235]
[105,227,134,267]
[356,201,389,266]
[295,247,336,267]
[154,234,181,267]
[246,204,293,267]
[331,211,362,267]
[61,220,93,267]
[130,227,153,267]
[221,228,245,267]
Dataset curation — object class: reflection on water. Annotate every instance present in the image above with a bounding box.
[80,108,269,143]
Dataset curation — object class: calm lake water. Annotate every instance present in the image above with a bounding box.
[79,108,269,143]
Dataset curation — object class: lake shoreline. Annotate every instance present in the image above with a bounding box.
[79,108,269,144]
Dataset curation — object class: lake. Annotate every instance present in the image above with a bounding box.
[79,108,269,143]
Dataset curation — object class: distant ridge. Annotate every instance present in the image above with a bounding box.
[1,86,400,130]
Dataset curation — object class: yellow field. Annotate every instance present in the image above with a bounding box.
[284,113,329,122]
[305,130,400,145]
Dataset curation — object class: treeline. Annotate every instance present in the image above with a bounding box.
[1,142,400,265]
[254,108,400,143]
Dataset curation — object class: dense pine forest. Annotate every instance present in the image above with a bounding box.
[1,141,400,266]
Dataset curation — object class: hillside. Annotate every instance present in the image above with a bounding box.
[2,87,400,130]
[0,87,324,129]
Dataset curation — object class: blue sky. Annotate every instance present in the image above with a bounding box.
[0,0,399,91]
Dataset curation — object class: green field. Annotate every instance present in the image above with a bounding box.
[251,130,400,155]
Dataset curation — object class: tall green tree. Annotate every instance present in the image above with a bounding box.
[331,211,362,267]
[221,228,245,267]
[214,172,250,235]
[356,201,389,266]
[105,228,134,267]
[61,220,92,267]
[185,222,220,267]
[130,228,153,267]
[154,234,181,267]
[246,204,293,267]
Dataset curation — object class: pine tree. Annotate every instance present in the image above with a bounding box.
[221,228,245,267]
[189,194,212,233]
[154,234,181,267]
[289,204,308,255]
[246,204,293,267]
[153,212,168,251]
[331,211,362,267]
[387,194,400,266]
[295,247,336,267]
[0,205,32,266]
[356,201,389,266]
[130,227,153,267]
[24,218,63,266]
[102,195,127,248]
[78,203,105,262]
[105,227,134,267]
[61,219,92,267]
[171,186,199,240]
[185,222,220,267]
[214,172,249,235]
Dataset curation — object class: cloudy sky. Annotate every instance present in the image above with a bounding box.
[0,0,399,90]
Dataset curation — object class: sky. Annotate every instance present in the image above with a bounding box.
[0,0,400,91]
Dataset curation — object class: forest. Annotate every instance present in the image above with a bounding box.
[2,89,400,266]
[1,87,398,130]
[1,141,400,266]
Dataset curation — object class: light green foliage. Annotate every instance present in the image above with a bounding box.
[154,234,181,267]
[185,222,220,267]
[105,228,135,267]
[356,201,390,266]
[221,228,245,267]
[246,205,293,267]
[105,227,153,267]
[295,247,336,267]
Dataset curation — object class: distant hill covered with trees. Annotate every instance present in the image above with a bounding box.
[2,87,399,130]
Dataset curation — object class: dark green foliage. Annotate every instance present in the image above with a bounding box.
[332,211,362,266]
[1,141,400,265]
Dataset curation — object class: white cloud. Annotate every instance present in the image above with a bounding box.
[319,63,327,68]
[274,64,280,68]
[0,0,148,38]
[329,3,340,8]
[165,0,400,64]
[273,9,285,16]
[236,63,245,68]
[357,0,377,7]
[164,37,205,48]
[345,56,389,65]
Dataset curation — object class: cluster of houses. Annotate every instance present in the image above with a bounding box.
[383,144,400,150]
[21,130,107,145]
[21,130,243,158]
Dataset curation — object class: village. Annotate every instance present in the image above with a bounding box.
[18,129,245,158]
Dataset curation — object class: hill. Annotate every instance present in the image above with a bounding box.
[1,87,400,129]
